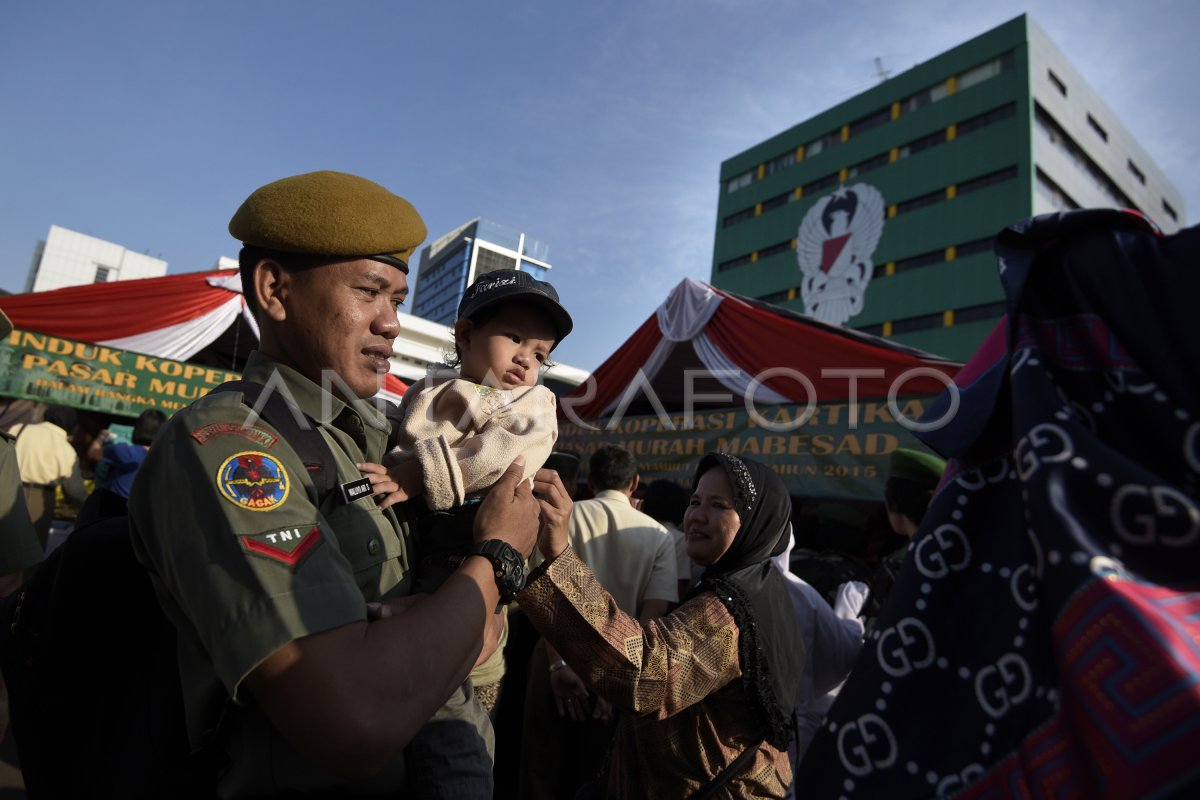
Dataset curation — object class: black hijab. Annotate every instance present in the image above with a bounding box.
[693,452,803,749]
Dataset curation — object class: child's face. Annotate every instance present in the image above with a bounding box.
[457,302,558,389]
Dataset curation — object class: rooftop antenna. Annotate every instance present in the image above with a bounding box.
[874,56,891,83]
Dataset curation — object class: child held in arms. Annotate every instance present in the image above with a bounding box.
[360,267,572,593]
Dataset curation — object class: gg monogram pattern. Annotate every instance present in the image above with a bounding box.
[797,210,1200,798]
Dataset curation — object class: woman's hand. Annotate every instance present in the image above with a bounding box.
[549,663,592,722]
[532,468,572,561]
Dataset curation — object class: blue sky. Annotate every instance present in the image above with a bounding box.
[2,0,1196,372]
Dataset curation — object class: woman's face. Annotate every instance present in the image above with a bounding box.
[683,467,742,567]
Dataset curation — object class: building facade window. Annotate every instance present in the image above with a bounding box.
[1127,160,1146,185]
[849,107,890,138]
[762,192,791,213]
[758,240,793,260]
[957,102,1016,136]
[955,237,994,258]
[896,188,945,215]
[848,152,889,178]
[1035,168,1080,211]
[723,207,755,228]
[804,172,839,195]
[899,129,945,160]
[1086,114,1109,142]
[760,289,791,303]
[892,312,945,334]
[954,301,1007,324]
[1048,69,1068,96]
[1162,199,1179,222]
[1035,105,1134,211]
[805,130,842,158]
[717,254,754,272]
[727,170,754,194]
[957,165,1018,196]
[957,52,1015,91]
[764,151,796,177]
[893,249,945,275]
[94,265,114,283]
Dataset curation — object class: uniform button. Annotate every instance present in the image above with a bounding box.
[348,417,363,429]
[367,539,380,555]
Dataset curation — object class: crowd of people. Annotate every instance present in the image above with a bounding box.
[0,171,1193,799]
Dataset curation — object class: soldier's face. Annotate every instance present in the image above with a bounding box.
[683,467,742,566]
[276,259,407,399]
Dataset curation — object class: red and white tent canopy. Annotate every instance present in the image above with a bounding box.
[564,278,961,419]
[0,269,409,401]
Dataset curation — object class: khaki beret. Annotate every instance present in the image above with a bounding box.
[888,447,946,485]
[229,171,427,272]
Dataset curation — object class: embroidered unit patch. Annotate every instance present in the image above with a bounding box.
[191,421,278,448]
[217,451,291,511]
[241,524,322,566]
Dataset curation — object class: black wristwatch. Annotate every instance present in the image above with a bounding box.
[464,540,527,613]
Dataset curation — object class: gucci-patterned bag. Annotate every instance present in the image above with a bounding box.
[797,209,1200,799]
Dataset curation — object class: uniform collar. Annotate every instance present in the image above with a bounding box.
[240,350,388,431]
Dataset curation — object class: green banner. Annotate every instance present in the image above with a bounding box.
[1,328,241,417]
[558,397,937,500]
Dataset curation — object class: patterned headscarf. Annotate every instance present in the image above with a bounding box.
[693,452,804,749]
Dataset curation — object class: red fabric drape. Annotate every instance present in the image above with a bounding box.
[705,294,959,401]
[559,313,662,420]
[0,270,234,342]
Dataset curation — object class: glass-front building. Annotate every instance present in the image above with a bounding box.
[411,218,553,325]
[710,15,1185,361]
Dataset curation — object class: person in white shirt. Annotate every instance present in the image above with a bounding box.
[770,530,866,794]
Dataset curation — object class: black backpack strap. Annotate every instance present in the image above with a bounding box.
[208,380,338,499]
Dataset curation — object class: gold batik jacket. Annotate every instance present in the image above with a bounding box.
[519,547,792,799]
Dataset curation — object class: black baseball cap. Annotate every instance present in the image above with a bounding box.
[458,268,573,343]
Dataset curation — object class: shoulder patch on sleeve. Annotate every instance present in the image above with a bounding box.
[240,522,323,567]
[192,422,278,448]
[217,451,291,511]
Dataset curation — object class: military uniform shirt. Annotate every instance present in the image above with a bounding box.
[0,432,44,574]
[129,351,417,796]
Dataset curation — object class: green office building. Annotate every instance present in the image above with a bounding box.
[711,15,1186,361]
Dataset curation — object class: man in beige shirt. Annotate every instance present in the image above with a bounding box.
[521,444,677,799]
[10,405,87,550]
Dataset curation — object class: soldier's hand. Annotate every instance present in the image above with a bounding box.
[532,468,572,562]
[474,456,539,558]
[366,593,428,620]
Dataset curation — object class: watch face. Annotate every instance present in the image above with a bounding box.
[483,540,526,596]
[499,545,526,592]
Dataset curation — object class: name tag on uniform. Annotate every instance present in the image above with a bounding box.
[340,477,374,504]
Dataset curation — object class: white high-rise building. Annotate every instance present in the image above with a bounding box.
[25,225,167,293]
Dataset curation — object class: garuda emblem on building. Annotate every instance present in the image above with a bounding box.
[796,183,885,326]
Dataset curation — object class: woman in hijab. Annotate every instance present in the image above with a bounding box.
[519,452,804,798]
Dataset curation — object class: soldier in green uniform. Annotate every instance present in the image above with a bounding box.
[128,171,540,797]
